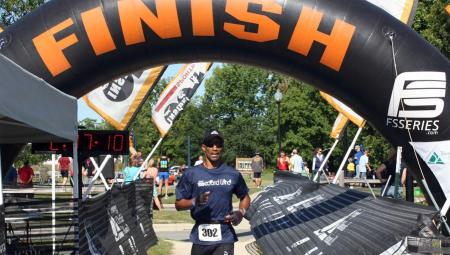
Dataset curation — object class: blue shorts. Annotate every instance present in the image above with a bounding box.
[159,172,169,181]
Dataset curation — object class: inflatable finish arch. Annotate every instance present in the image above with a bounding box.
[0,0,449,209]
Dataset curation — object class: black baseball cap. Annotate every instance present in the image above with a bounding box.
[202,129,224,147]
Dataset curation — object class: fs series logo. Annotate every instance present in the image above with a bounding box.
[387,72,447,135]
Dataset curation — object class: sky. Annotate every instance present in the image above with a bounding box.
[77,63,218,122]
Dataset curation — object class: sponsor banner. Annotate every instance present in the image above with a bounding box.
[410,140,450,198]
[330,113,349,139]
[79,180,156,254]
[83,66,167,130]
[366,0,417,25]
[152,63,212,137]
[386,72,446,136]
[320,92,366,128]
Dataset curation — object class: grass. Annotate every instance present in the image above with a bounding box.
[152,210,194,224]
[147,239,173,255]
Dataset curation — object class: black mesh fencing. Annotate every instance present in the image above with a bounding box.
[248,173,438,254]
[79,179,157,254]
[0,205,6,255]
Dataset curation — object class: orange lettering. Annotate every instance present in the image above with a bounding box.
[192,0,214,36]
[118,0,181,45]
[224,0,282,42]
[288,6,355,71]
[81,7,116,55]
[32,18,78,76]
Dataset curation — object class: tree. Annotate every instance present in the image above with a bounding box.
[0,0,44,26]
[413,0,449,58]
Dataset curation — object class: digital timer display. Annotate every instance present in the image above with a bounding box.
[31,130,129,156]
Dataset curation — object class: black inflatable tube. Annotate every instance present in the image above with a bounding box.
[0,0,449,215]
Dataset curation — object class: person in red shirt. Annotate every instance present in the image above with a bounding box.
[277,151,290,171]
[58,156,71,186]
[18,161,34,187]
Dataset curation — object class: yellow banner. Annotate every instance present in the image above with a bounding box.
[320,92,366,128]
[83,66,167,130]
[330,113,349,139]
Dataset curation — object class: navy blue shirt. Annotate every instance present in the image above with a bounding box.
[176,163,249,245]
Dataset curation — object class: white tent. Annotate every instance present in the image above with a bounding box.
[0,53,79,203]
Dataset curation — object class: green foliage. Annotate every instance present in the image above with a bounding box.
[0,0,44,26]
[413,0,450,58]
[14,144,50,167]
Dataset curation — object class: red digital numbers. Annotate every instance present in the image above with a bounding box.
[108,134,124,152]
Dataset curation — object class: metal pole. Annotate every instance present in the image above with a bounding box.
[132,137,163,181]
[333,126,364,184]
[51,154,56,254]
[187,136,191,167]
[394,146,402,199]
[277,102,281,154]
[0,145,3,206]
[381,175,392,197]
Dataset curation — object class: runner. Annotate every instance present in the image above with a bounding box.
[175,130,250,255]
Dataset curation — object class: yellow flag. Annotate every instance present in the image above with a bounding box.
[320,92,366,128]
[330,113,349,139]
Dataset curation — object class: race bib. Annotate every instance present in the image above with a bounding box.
[198,224,222,242]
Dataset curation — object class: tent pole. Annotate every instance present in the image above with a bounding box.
[132,137,163,181]
[333,127,363,185]
[0,145,3,206]
[52,154,56,254]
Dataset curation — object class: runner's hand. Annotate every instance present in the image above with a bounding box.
[196,191,211,206]
[225,209,245,226]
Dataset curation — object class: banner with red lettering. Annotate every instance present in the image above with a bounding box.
[83,66,167,130]
[152,63,212,137]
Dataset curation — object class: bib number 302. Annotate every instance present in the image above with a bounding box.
[198,224,222,242]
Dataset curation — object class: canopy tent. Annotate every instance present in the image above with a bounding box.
[0,54,77,144]
[0,52,78,184]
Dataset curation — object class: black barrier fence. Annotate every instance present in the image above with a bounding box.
[3,196,78,254]
[79,179,157,254]
[0,205,6,255]
[248,172,439,254]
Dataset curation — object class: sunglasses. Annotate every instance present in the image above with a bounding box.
[204,141,224,148]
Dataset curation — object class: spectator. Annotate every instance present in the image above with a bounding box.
[5,164,18,186]
[313,147,328,179]
[358,149,371,179]
[353,144,364,178]
[123,158,140,184]
[194,155,203,166]
[58,156,71,186]
[376,148,407,198]
[82,157,97,184]
[145,159,162,210]
[18,161,34,188]
[158,155,170,199]
[251,152,264,188]
[346,157,355,178]
[290,149,304,175]
[277,151,290,171]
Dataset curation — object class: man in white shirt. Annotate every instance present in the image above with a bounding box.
[358,149,371,179]
[290,149,304,175]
